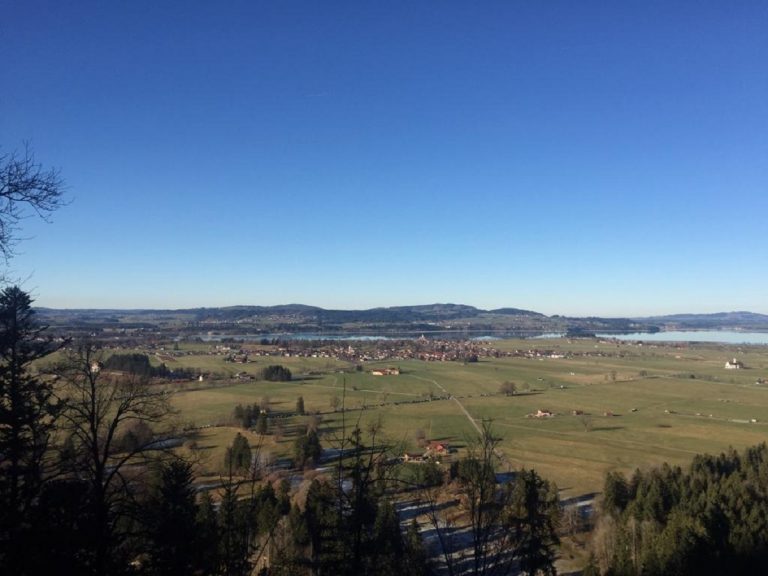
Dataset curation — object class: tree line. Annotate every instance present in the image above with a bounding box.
[103,352,197,380]
[588,443,768,575]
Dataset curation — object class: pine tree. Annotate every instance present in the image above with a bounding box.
[197,491,221,575]
[304,479,341,574]
[218,482,253,576]
[371,500,404,575]
[508,469,561,576]
[226,432,252,474]
[403,519,429,576]
[144,460,203,576]
[0,286,58,573]
[294,428,322,469]
[603,471,629,517]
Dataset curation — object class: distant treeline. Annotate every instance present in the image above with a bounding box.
[103,353,196,379]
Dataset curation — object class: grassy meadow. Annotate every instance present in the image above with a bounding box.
[166,338,768,496]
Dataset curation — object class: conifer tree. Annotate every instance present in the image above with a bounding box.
[0,286,58,573]
[371,500,404,575]
[507,469,561,576]
[144,460,203,576]
[226,432,252,473]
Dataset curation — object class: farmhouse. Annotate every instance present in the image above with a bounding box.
[370,367,400,376]
[426,441,450,455]
[725,358,745,370]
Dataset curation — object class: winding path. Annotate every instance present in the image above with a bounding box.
[410,374,484,436]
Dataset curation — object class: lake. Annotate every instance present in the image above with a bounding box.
[595,330,768,345]
[195,330,550,342]
[191,330,768,345]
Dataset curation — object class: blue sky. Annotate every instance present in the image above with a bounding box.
[3,1,767,315]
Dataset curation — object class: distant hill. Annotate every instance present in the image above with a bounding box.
[489,307,545,317]
[33,304,768,336]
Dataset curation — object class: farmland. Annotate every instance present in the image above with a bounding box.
[163,337,768,497]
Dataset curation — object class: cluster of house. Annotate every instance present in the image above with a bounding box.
[402,441,452,463]
[135,337,641,370]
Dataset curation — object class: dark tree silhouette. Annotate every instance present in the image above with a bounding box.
[294,428,322,469]
[507,469,561,576]
[143,460,204,576]
[225,432,252,474]
[54,343,174,575]
[0,144,66,260]
[262,365,291,381]
[0,286,59,573]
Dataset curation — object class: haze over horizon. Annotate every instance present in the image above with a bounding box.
[4,1,766,316]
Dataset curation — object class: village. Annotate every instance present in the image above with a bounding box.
[146,335,635,368]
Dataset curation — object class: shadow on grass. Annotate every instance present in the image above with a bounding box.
[561,492,599,506]
[591,426,625,432]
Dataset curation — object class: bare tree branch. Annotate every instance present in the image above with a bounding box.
[0,143,67,260]
[51,342,176,573]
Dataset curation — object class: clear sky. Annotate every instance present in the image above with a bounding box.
[3,1,767,316]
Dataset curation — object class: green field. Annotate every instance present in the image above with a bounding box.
[168,339,768,496]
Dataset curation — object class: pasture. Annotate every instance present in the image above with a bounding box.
[168,338,768,496]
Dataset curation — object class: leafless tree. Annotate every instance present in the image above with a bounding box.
[458,420,517,576]
[499,381,517,396]
[54,343,175,574]
[0,144,66,260]
[417,482,460,576]
[414,421,517,576]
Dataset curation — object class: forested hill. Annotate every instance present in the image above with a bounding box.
[33,303,768,335]
[33,303,642,335]
[186,303,546,324]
